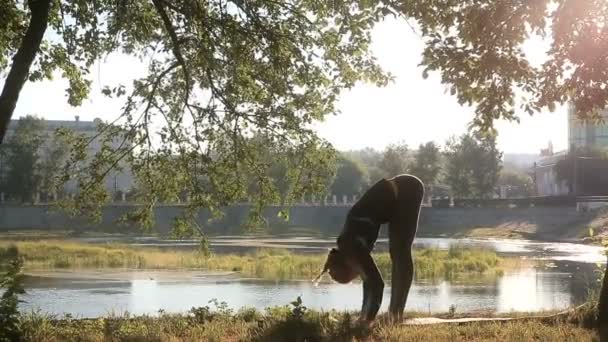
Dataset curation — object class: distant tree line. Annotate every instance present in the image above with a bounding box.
[0,115,69,204]
[2,117,536,204]
[329,133,533,200]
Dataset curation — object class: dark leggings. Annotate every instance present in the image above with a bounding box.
[387,175,424,319]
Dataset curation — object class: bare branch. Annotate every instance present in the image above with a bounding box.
[151,0,192,101]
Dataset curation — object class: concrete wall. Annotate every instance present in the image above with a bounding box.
[0,204,583,236]
[419,206,582,236]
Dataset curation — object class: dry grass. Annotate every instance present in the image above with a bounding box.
[17,304,598,342]
[0,240,523,281]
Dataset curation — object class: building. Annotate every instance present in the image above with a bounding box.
[534,104,608,196]
[568,104,608,150]
[1,116,134,198]
[533,147,568,196]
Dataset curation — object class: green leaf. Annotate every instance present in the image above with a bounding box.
[422,69,429,80]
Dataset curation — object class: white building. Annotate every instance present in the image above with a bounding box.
[534,105,608,196]
[1,116,134,198]
[533,148,569,196]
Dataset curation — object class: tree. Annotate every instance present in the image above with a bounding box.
[444,134,502,198]
[498,169,534,198]
[0,249,25,342]
[244,133,336,208]
[366,166,386,188]
[378,142,409,177]
[4,115,46,203]
[397,1,608,135]
[341,147,384,188]
[1,1,396,229]
[342,148,383,169]
[472,136,503,197]
[410,142,441,186]
[407,2,608,335]
[0,0,51,140]
[39,132,70,198]
[330,156,367,197]
[5,1,608,328]
[443,136,473,198]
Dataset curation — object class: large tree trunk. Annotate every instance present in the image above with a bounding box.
[600,255,608,341]
[0,0,52,143]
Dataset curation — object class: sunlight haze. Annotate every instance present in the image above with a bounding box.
[9,18,566,154]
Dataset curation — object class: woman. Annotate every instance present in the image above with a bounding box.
[314,174,424,321]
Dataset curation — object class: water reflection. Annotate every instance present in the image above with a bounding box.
[20,262,595,318]
[496,269,571,312]
[93,236,606,264]
[19,237,605,318]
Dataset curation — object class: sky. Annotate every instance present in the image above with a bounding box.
[8,18,567,154]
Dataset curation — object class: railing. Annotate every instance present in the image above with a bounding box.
[431,195,577,208]
[2,192,599,209]
[575,196,608,212]
[576,196,608,203]
[0,192,363,207]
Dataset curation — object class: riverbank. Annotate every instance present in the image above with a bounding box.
[1,212,606,245]
[3,204,608,244]
[0,240,515,281]
[17,304,598,341]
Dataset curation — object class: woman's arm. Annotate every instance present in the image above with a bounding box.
[342,240,384,321]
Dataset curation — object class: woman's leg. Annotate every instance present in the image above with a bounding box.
[387,175,423,319]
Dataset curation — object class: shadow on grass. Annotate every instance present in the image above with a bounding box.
[250,312,372,342]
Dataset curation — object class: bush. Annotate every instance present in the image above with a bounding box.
[0,254,24,341]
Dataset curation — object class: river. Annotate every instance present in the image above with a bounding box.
[19,237,607,318]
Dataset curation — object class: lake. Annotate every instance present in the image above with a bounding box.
[19,237,607,318]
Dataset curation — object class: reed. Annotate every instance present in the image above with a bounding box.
[0,240,514,280]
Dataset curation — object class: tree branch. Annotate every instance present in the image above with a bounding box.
[0,0,52,143]
[151,0,191,100]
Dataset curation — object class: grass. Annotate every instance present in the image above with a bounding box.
[0,237,597,341]
[16,302,599,342]
[0,240,205,270]
[0,240,518,281]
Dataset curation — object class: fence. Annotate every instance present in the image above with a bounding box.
[431,195,577,209]
[0,191,362,207]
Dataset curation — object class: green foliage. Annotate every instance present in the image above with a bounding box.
[168,217,211,256]
[366,166,387,187]
[342,148,386,188]
[5,0,608,236]
[0,248,24,342]
[290,296,308,320]
[498,170,534,198]
[0,115,70,203]
[329,155,367,196]
[375,246,503,281]
[444,134,503,198]
[1,0,399,234]
[403,0,608,133]
[342,148,383,169]
[378,142,410,177]
[3,116,46,203]
[15,305,598,341]
[448,304,457,318]
[38,130,70,197]
[410,141,441,185]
